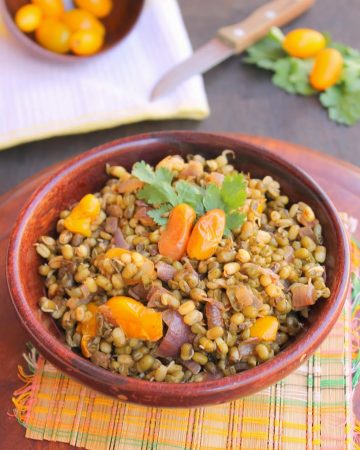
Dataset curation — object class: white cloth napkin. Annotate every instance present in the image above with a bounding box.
[0,0,209,150]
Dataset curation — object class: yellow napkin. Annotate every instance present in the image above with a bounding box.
[0,0,209,150]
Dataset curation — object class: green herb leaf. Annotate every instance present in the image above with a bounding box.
[133,162,178,206]
[175,181,205,216]
[244,27,286,70]
[147,204,172,226]
[203,184,223,211]
[320,85,360,126]
[221,173,246,210]
[272,58,316,96]
[224,211,246,236]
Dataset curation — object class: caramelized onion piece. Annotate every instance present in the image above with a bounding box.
[113,228,130,249]
[155,261,177,282]
[290,282,316,309]
[156,310,194,358]
[205,301,224,328]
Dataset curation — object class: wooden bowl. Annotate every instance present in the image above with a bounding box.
[1,0,144,62]
[6,132,350,407]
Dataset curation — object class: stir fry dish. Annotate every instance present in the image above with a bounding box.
[36,151,330,383]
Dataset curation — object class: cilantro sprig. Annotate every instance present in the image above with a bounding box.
[132,161,246,234]
[244,27,360,126]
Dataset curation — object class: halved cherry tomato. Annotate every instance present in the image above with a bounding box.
[310,48,343,91]
[32,0,64,18]
[105,296,163,341]
[63,194,100,236]
[283,28,326,58]
[35,18,71,54]
[158,204,196,261]
[79,303,98,358]
[187,209,226,260]
[250,316,279,341]
[74,0,112,18]
[15,4,43,33]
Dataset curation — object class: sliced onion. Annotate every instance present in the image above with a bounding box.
[181,359,201,375]
[116,177,143,194]
[205,301,224,328]
[156,310,194,358]
[238,338,258,358]
[113,228,130,249]
[226,284,262,311]
[104,216,118,234]
[290,282,316,309]
[299,226,316,240]
[146,285,173,308]
[155,261,176,282]
[128,283,150,301]
[134,206,156,227]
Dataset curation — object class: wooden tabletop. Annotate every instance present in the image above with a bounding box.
[0,0,359,196]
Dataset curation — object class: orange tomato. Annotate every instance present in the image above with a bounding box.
[32,0,64,18]
[283,28,326,58]
[35,18,71,54]
[158,204,196,261]
[74,0,113,18]
[63,194,100,236]
[310,48,344,91]
[106,296,163,341]
[250,316,279,341]
[70,29,104,56]
[80,303,99,337]
[15,4,43,33]
[63,8,105,36]
[187,209,226,260]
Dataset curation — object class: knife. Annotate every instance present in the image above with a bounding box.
[151,0,315,100]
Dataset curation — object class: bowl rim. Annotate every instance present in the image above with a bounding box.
[0,0,145,63]
[6,131,351,405]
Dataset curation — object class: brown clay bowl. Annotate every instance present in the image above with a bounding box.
[6,131,350,407]
[1,0,144,62]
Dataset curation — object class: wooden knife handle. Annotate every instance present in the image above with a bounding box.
[217,0,315,54]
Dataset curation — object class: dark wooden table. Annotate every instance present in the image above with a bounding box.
[0,0,359,196]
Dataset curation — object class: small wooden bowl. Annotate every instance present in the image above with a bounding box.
[1,0,144,62]
[6,132,350,407]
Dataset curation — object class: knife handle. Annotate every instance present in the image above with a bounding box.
[217,0,315,54]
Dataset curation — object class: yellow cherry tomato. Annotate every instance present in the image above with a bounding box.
[32,0,64,18]
[15,4,43,33]
[63,194,101,236]
[35,18,71,54]
[250,316,279,341]
[63,8,105,36]
[74,0,112,18]
[310,48,344,91]
[70,29,104,56]
[105,296,163,341]
[283,28,326,58]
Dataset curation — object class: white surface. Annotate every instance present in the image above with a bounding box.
[0,0,209,149]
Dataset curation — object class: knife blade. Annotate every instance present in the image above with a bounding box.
[151,0,315,100]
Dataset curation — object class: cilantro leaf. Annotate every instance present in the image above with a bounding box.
[203,184,223,211]
[272,58,316,96]
[224,212,246,236]
[320,85,360,126]
[147,204,172,226]
[132,161,157,183]
[133,161,178,206]
[175,181,205,215]
[244,27,286,70]
[221,173,246,211]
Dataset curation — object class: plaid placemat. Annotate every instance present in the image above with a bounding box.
[12,239,360,450]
